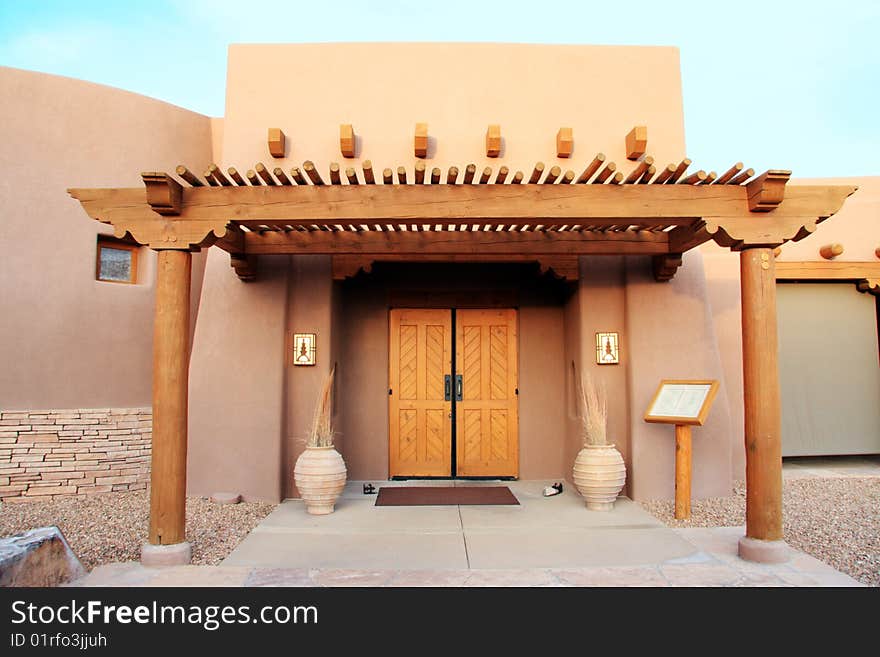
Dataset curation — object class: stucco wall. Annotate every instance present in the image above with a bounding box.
[625,252,734,501]
[563,258,632,492]
[221,43,686,187]
[0,67,213,410]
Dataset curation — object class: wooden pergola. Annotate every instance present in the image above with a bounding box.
[70,156,855,563]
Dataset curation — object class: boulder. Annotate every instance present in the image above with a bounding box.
[0,526,86,587]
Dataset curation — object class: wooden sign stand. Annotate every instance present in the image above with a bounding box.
[644,380,720,520]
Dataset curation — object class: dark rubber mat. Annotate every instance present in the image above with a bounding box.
[374,486,519,506]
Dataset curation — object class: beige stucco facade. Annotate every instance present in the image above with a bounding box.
[2,43,877,506]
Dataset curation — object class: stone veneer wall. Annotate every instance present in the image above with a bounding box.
[0,408,151,502]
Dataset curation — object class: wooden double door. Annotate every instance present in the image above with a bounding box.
[389,308,519,478]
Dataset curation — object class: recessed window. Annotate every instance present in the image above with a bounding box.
[96,237,138,284]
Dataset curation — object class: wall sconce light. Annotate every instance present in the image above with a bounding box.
[293,333,317,366]
[596,332,620,365]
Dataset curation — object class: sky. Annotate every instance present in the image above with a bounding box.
[1,0,878,177]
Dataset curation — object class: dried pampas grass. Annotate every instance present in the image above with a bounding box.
[574,363,608,446]
[306,366,336,448]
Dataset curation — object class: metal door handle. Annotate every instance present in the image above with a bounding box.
[444,375,451,401]
[455,375,463,401]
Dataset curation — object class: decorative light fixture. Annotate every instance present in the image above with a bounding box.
[595,332,619,365]
[293,333,317,366]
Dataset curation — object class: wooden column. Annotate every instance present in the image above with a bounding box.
[740,247,783,541]
[149,249,191,546]
[674,424,692,519]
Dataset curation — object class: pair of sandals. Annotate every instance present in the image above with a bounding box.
[542,482,564,497]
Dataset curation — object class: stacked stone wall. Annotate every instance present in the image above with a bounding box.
[0,408,151,502]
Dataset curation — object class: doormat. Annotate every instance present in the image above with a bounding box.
[375,486,519,506]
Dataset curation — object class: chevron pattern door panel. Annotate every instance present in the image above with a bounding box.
[389,309,452,477]
[455,309,519,477]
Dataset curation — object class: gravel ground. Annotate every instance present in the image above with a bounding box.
[639,477,880,587]
[0,492,275,570]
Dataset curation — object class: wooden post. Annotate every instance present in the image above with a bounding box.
[674,424,692,519]
[740,247,783,544]
[149,249,191,548]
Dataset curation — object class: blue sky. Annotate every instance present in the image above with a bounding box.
[1,0,878,177]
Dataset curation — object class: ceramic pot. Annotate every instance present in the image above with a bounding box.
[293,446,347,515]
[572,444,626,511]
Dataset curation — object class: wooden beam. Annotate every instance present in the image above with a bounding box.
[149,249,190,549]
[415,161,426,184]
[175,165,203,187]
[463,164,475,185]
[576,154,605,184]
[486,124,501,157]
[593,162,616,184]
[345,167,359,185]
[246,170,260,186]
[667,222,711,252]
[715,162,744,185]
[243,226,670,255]
[274,168,292,186]
[431,167,441,185]
[728,168,755,185]
[332,254,581,281]
[625,126,647,160]
[304,160,324,186]
[69,182,856,254]
[775,261,880,281]
[339,124,356,158]
[529,162,545,184]
[213,223,245,253]
[446,166,459,185]
[268,128,285,158]
[329,162,342,185]
[141,172,182,216]
[747,170,791,212]
[414,123,428,158]
[479,167,492,184]
[556,127,573,158]
[208,164,231,186]
[362,160,375,184]
[667,158,691,184]
[255,163,276,186]
[227,167,246,186]
[542,166,561,184]
[624,157,654,184]
[290,167,307,185]
[495,166,509,184]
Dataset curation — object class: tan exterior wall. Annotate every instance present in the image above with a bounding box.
[563,258,632,492]
[624,252,734,501]
[0,67,213,410]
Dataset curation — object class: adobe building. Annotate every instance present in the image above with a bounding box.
[1,44,877,564]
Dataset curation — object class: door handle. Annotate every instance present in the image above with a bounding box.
[455,375,463,401]
[444,375,451,401]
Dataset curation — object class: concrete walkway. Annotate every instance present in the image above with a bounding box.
[71,480,863,587]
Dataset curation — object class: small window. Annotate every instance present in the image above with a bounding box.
[96,237,138,284]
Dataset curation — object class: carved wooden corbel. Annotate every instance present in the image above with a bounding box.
[230,254,258,282]
[746,169,791,212]
[142,172,182,216]
[652,253,683,282]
